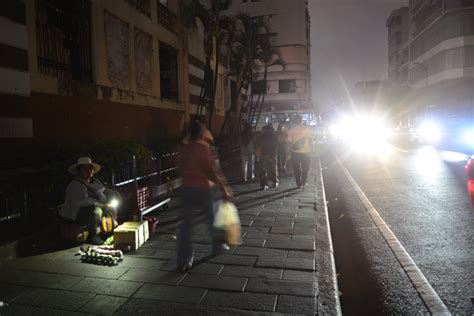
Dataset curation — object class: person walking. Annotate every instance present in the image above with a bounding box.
[240,122,255,182]
[177,120,232,272]
[288,115,312,189]
[276,122,290,173]
[258,124,279,190]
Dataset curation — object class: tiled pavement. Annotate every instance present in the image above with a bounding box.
[0,157,340,315]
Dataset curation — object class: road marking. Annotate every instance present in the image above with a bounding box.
[337,158,451,315]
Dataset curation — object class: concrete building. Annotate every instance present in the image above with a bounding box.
[0,0,233,165]
[387,1,474,120]
[386,7,410,86]
[223,0,312,117]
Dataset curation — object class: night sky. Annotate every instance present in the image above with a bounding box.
[309,0,408,112]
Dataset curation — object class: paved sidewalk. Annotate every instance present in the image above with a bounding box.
[0,157,340,315]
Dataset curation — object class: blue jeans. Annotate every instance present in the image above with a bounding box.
[177,186,223,268]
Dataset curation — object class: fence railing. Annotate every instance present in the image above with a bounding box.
[110,152,180,219]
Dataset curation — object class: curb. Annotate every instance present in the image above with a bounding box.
[314,155,342,315]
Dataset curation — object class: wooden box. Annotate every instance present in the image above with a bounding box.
[114,222,149,250]
[114,225,140,250]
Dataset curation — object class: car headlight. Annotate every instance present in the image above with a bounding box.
[463,130,474,145]
[418,122,441,142]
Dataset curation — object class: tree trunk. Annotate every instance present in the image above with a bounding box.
[255,63,268,128]
[207,35,220,132]
[198,36,213,117]
[218,64,248,138]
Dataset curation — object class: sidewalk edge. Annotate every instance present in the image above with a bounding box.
[314,155,342,315]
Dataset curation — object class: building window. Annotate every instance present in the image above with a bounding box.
[394,32,401,45]
[220,0,230,10]
[124,0,151,17]
[36,0,92,82]
[159,42,179,100]
[279,79,296,93]
[252,80,266,94]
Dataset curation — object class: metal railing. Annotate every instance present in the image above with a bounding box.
[124,0,151,17]
[0,190,27,224]
[110,153,180,218]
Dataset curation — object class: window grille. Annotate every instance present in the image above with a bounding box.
[36,0,92,82]
[124,0,151,18]
[159,42,179,100]
[279,80,296,93]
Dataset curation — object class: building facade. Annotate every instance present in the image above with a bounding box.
[223,0,312,115]
[1,0,233,165]
[0,0,33,164]
[386,7,410,86]
[387,0,474,120]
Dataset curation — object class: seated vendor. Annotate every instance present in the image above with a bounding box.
[59,157,115,245]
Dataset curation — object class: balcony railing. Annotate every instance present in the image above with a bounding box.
[157,3,177,33]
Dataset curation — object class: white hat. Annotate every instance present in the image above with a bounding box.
[68,157,101,175]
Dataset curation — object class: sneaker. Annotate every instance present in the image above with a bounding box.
[213,243,230,255]
[262,185,269,191]
[178,257,194,272]
[273,182,279,188]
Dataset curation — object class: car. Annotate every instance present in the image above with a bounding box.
[465,156,474,179]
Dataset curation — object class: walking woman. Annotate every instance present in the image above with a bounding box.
[177,120,232,271]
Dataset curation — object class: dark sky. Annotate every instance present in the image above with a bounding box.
[309,0,408,111]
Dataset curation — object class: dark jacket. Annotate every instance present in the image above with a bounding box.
[259,127,278,156]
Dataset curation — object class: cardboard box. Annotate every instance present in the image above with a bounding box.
[114,226,140,250]
[122,221,149,245]
[114,222,149,250]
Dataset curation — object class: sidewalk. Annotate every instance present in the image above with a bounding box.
[0,156,340,315]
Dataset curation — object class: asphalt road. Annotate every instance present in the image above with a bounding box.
[322,143,474,315]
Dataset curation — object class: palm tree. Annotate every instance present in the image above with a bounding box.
[251,30,285,129]
[183,0,231,131]
[218,14,284,137]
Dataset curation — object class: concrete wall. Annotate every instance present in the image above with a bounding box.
[7,0,230,154]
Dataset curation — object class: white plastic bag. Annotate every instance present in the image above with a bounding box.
[214,202,242,245]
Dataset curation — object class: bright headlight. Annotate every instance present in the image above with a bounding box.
[418,122,441,142]
[463,130,474,145]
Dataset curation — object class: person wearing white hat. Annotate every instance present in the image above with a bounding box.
[59,157,112,245]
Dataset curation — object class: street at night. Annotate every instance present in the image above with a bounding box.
[323,142,473,315]
[1,0,474,314]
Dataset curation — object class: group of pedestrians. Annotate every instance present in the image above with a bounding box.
[60,116,312,271]
[240,115,312,190]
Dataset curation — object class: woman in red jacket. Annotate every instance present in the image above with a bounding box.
[177,120,232,271]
